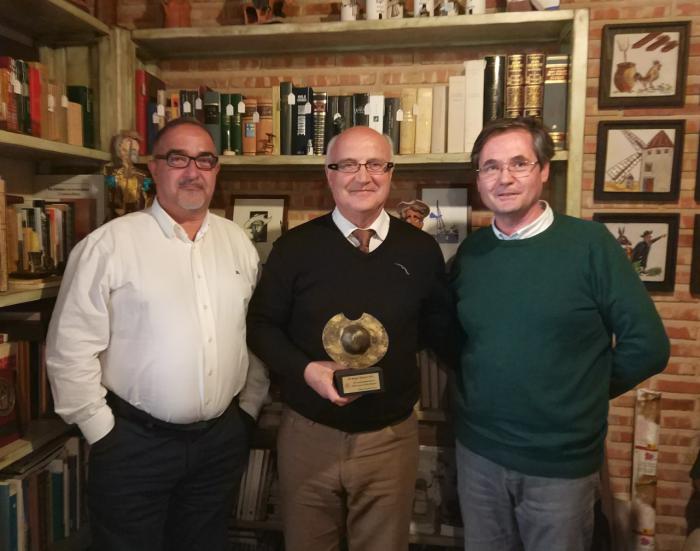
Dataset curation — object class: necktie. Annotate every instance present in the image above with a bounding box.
[352,228,375,254]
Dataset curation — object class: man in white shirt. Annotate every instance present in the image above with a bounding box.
[46,118,269,551]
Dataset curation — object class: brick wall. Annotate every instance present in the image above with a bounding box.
[118,2,699,549]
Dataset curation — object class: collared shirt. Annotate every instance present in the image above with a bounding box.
[492,201,554,241]
[46,199,269,444]
[332,207,390,252]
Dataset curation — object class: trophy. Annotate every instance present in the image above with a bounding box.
[322,313,388,397]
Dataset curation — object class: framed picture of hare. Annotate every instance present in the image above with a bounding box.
[598,21,689,109]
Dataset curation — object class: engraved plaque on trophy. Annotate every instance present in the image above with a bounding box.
[322,313,388,397]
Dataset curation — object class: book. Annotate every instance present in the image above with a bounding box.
[17,60,30,135]
[483,55,505,124]
[447,76,466,153]
[352,92,369,127]
[28,63,43,139]
[430,85,447,154]
[414,87,433,154]
[325,95,353,149]
[398,87,417,155]
[367,94,385,135]
[220,93,234,155]
[542,54,569,151]
[203,90,222,154]
[505,53,525,118]
[0,341,19,448]
[464,59,485,153]
[66,86,94,148]
[0,57,19,132]
[271,85,280,155]
[312,91,327,156]
[0,177,6,292]
[242,98,257,156]
[523,53,545,119]
[0,480,19,551]
[279,82,293,155]
[292,86,313,155]
[383,97,401,154]
[65,102,83,146]
[231,93,244,156]
[257,98,273,155]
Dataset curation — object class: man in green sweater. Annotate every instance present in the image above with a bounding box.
[450,117,669,551]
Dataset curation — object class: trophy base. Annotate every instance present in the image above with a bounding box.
[333,366,384,397]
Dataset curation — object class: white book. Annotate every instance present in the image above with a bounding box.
[464,59,486,153]
[368,94,385,134]
[447,76,466,153]
[431,85,447,154]
[414,87,433,154]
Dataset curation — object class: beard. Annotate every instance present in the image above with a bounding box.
[176,177,208,211]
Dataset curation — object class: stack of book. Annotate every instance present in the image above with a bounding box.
[232,448,279,523]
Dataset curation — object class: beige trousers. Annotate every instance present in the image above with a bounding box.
[277,407,419,551]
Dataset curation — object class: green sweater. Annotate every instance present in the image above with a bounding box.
[450,213,669,478]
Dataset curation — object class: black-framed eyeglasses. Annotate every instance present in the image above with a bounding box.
[475,159,538,182]
[153,151,219,171]
[327,160,395,174]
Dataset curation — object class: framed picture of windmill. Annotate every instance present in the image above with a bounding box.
[594,120,684,203]
[599,21,689,108]
[418,184,469,263]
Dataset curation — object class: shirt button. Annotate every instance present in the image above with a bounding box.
[208,337,213,343]
[197,273,202,279]
[208,369,213,376]
[202,304,208,310]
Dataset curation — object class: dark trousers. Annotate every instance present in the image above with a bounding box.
[88,399,249,551]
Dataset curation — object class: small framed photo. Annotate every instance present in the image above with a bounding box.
[418,184,469,263]
[226,195,289,262]
[593,212,679,292]
[594,120,684,203]
[691,215,700,298]
[599,21,689,109]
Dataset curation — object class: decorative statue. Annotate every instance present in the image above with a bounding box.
[162,0,191,27]
[104,131,153,220]
[396,199,430,229]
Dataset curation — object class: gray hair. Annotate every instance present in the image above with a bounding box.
[325,128,394,162]
[471,117,554,169]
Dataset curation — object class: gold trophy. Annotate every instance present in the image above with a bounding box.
[322,313,388,397]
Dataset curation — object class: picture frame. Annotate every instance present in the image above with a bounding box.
[691,215,700,298]
[593,120,684,203]
[418,184,469,263]
[593,212,679,292]
[598,21,689,109]
[226,195,289,262]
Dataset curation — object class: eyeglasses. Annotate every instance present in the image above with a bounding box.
[327,160,395,174]
[476,159,539,182]
[153,151,219,171]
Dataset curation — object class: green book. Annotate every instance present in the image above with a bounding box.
[231,93,243,155]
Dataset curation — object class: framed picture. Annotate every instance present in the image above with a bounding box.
[594,120,684,203]
[598,21,689,109]
[691,215,700,298]
[418,185,469,262]
[226,195,289,262]
[593,212,679,292]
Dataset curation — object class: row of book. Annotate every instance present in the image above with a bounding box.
[233,448,279,523]
[0,176,100,292]
[135,53,568,158]
[0,436,85,551]
[0,57,94,148]
[417,349,450,412]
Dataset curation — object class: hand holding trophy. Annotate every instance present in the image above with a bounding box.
[322,313,388,397]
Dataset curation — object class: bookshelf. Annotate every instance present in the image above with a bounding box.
[0,130,109,165]
[0,418,69,471]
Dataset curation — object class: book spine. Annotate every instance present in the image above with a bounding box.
[231,93,244,155]
[464,59,485,153]
[279,82,293,155]
[523,53,545,120]
[447,75,465,153]
[220,93,233,154]
[203,91,222,154]
[414,87,433,154]
[352,93,369,127]
[292,86,313,155]
[542,54,569,151]
[505,54,525,118]
[242,98,258,156]
[134,71,147,154]
[0,177,7,292]
[430,85,447,154]
[383,97,400,154]
[312,91,327,156]
[29,63,42,138]
[324,95,339,152]
[257,98,273,154]
[367,94,384,136]
[483,55,505,124]
[271,85,280,155]
[399,88,417,155]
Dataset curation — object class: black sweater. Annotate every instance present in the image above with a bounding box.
[247,213,455,432]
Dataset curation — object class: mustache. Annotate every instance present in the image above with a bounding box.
[177,177,205,188]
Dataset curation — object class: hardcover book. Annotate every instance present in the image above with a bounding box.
[312,91,328,156]
[542,54,569,151]
[383,97,401,154]
[0,341,19,448]
[257,98,273,154]
[279,82,293,155]
[447,75,466,153]
[242,98,258,156]
[414,87,433,154]
[399,87,417,155]
[367,94,385,135]
[292,86,313,155]
[483,55,505,124]
[203,90,222,154]
[352,93,369,127]
[430,85,447,154]
[524,53,545,120]
[464,59,485,153]
[505,54,525,118]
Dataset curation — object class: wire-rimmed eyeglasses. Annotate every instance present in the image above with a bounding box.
[327,160,395,174]
[476,159,539,182]
[153,151,219,171]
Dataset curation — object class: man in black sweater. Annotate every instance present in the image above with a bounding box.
[247,126,454,551]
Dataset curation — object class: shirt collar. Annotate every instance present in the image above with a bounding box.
[332,207,390,242]
[149,198,211,243]
[492,201,553,241]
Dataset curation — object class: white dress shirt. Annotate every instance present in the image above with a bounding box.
[46,199,269,444]
[492,201,554,241]
[332,208,390,252]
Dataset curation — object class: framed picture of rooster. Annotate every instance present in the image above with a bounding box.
[598,21,689,109]
[594,120,684,203]
[593,212,679,293]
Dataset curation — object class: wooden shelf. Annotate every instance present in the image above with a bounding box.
[139,151,567,171]
[0,419,70,472]
[133,10,577,60]
[0,284,61,308]
[0,0,109,46]
[0,131,109,165]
